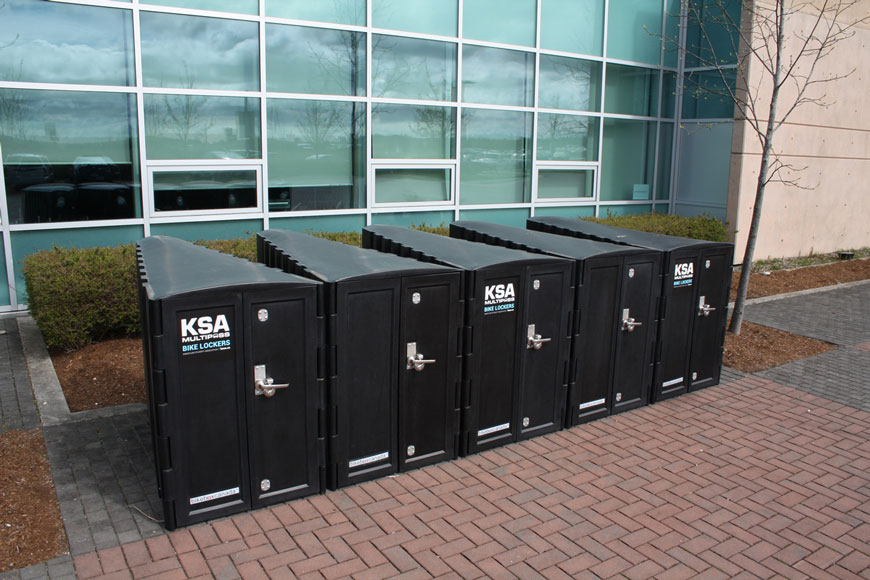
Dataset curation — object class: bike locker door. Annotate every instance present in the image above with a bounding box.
[335,279,400,487]
[688,249,731,391]
[519,262,572,438]
[611,256,657,413]
[398,272,461,470]
[244,286,320,508]
[470,267,522,452]
[655,250,698,401]
[572,258,620,425]
[165,291,249,527]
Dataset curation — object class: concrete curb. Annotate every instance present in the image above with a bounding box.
[18,315,145,426]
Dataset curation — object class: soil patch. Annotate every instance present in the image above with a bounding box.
[51,338,145,413]
[0,429,68,572]
[730,257,870,300]
[724,321,837,373]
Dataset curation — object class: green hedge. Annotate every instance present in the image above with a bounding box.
[585,213,728,242]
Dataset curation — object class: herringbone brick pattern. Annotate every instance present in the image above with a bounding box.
[72,376,870,579]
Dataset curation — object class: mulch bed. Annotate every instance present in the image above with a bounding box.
[724,321,837,373]
[0,430,68,572]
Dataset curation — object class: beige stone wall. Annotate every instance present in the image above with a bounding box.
[726,1,870,260]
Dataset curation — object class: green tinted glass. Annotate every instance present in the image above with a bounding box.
[265,0,365,26]
[657,122,674,200]
[153,170,258,212]
[373,0,457,36]
[144,95,261,159]
[662,72,677,118]
[267,99,365,211]
[460,109,532,205]
[462,0,536,46]
[146,0,257,14]
[664,0,681,67]
[606,0,663,64]
[539,55,602,112]
[685,0,741,67]
[604,64,659,117]
[372,104,456,159]
[0,90,140,224]
[682,70,736,118]
[0,0,133,86]
[540,0,603,56]
[462,46,534,107]
[537,169,594,199]
[140,12,259,91]
[373,35,457,101]
[600,119,656,201]
[537,114,599,161]
[267,24,365,96]
[375,169,451,203]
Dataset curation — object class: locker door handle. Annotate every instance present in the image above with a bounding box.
[698,295,716,317]
[406,342,436,371]
[254,364,290,398]
[527,324,552,350]
[621,308,643,332]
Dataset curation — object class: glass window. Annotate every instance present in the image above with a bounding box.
[664,0,681,68]
[144,95,261,160]
[375,168,452,203]
[267,99,365,211]
[657,122,674,200]
[462,0,536,46]
[140,12,259,91]
[662,72,677,118]
[153,169,258,212]
[537,114,599,161]
[372,36,457,102]
[267,24,365,96]
[371,210,454,227]
[372,104,456,159]
[607,0,663,65]
[539,56,602,112]
[540,0,604,56]
[145,0,257,15]
[373,0,457,37]
[462,46,534,107]
[460,109,532,205]
[265,0,365,26]
[682,70,736,118]
[675,121,732,205]
[537,169,594,199]
[0,0,133,86]
[0,90,140,224]
[604,64,659,117]
[685,0,741,67]
[600,119,656,201]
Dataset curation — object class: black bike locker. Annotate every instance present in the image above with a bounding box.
[450,221,661,426]
[137,236,323,530]
[256,230,462,490]
[362,225,572,455]
[528,216,734,401]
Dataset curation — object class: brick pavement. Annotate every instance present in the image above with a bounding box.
[66,376,870,579]
[0,317,39,432]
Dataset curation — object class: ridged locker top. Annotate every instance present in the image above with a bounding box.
[257,229,456,283]
[450,221,654,261]
[528,216,733,252]
[364,225,569,270]
[138,235,317,300]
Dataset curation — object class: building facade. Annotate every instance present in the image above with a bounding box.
[1,0,742,311]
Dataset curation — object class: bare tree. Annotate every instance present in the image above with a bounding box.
[678,0,867,334]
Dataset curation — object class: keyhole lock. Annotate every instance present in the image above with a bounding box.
[258,309,269,322]
[705,260,711,269]
[407,445,415,457]
[628,268,635,278]
[692,372,698,381]
[522,417,530,428]
[615,392,622,402]
[260,479,271,492]
[533,279,541,290]
[412,292,421,305]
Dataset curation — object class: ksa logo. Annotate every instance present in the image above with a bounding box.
[180,315,230,337]
[674,262,694,280]
[485,283,515,301]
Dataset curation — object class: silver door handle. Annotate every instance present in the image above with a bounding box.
[407,353,437,371]
[698,296,716,317]
[254,364,290,398]
[621,318,643,332]
[527,324,552,350]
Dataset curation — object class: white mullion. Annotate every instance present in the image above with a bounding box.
[0,81,136,94]
[132,2,151,237]
[595,0,610,218]
[137,2,260,22]
[7,219,147,232]
[530,0,542,216]
[455,0,463,221]
[259,0,269,231]
[365,0,373,226]
[263,16,367,33]
[265,92,367,103]
[671,0,689,215]
[0,138,17,310]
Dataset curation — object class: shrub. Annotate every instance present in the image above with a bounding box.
[23,245,140,351]
[585,213,729,242]
[200,236,258,261]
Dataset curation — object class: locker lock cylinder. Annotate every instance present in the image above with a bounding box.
[254,364,290,397]
[406,342,436,371]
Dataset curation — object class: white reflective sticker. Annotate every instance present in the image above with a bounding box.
[349,451,389,469]
[477,422,510,437]
[578,398,606,410]
[662,377,684,387]
[189,486,240,505]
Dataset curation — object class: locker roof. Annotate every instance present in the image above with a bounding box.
[138,236,317,300]
[450,221,657,261]
[528,216,733,252]
[364,225,569,270]
[257,230,456,282]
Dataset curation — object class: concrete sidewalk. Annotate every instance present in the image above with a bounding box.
[1,282,868,579]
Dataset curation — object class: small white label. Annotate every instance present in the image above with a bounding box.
[662,377,683,387]
[478,422,510,437]
[578,398,606,410]
[349,451,389,469]
[189,486,240,506]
